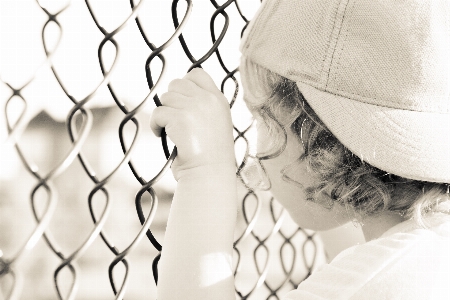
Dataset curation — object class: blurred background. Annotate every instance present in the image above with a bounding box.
[0,0,365,299]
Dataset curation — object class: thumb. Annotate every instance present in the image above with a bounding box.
[183,68,225,100]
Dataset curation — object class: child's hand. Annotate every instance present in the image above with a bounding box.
[150,68,235,180]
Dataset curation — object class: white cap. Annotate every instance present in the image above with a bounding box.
[240,0,450,183]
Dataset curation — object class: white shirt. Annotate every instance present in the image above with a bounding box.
[284,210,450,300]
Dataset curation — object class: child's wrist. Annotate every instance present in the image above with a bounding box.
[176,163,237,181]
[174,162,238,226]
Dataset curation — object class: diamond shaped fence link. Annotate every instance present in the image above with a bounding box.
[0,1,325,299]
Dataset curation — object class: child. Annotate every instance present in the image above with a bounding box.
[150,0,450,299]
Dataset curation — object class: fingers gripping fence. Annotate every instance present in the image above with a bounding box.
[0,1,326,299]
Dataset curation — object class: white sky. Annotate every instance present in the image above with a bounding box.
[0,0,259,121]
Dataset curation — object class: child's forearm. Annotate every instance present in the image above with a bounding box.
[157,164,238,300]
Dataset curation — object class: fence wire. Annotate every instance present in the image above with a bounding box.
[0,0,326,299]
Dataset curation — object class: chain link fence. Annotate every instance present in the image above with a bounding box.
[0,0,326,299]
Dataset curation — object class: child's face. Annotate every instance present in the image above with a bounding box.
[250,106,353,231]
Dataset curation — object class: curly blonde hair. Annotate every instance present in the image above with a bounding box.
[240,56,449,227]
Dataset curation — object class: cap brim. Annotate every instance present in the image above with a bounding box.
[297,82,450,183]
